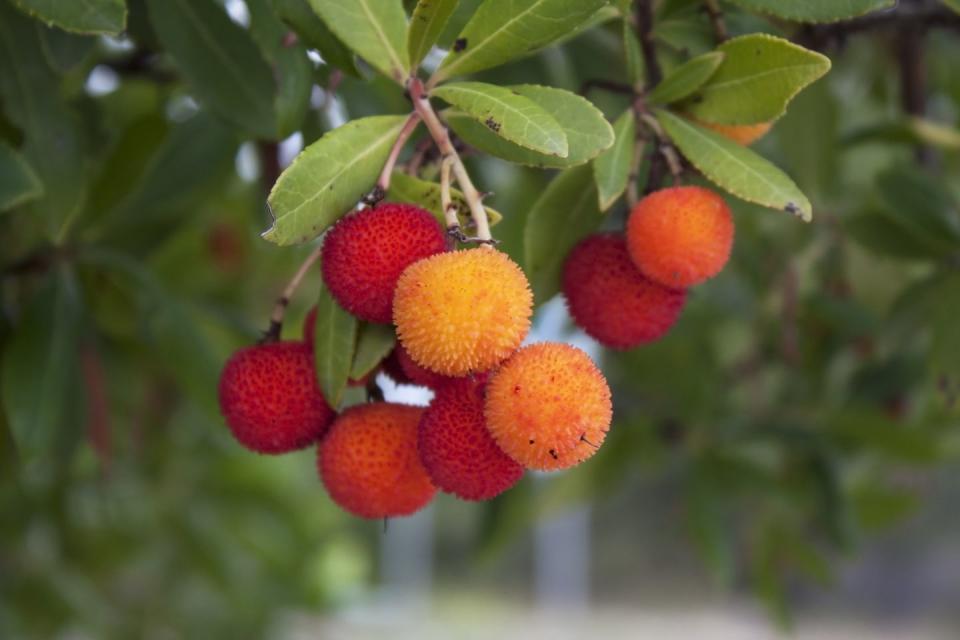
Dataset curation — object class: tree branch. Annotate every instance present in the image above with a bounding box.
[897,22,933,166]
[635,0,662,90]
[703,0,728,43]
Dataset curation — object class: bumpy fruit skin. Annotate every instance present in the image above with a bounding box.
[563,234,687,349]
[485,343,612,471]
[321,203,446,323]
[218,342,335,454]
[626,186,734,289]
[393,249,533,377]
[319,403,436,519]
[396,341,449,388]
[418,377,523,501]
[700,120,771,146]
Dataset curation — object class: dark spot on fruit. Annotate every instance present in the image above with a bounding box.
[549,449,558,459]
[485,117,501,132]
[454,38,468,52]
[529,439,535,444]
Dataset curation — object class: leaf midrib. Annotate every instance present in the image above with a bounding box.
[172,0,270,117]
[703,61,827,93]
[666,113,807,216]
[409,0,449,66]
[435,0,549,81]
[438,84,565,153]
[356,0,405,78]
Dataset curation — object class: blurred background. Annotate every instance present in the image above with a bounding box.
[2,0,960,638]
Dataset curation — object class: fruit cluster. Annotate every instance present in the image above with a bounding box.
[218,203,613,519]
[563,185,734,349]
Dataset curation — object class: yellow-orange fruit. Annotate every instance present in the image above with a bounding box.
[698,120,771,146]
[484,343,612,471]
[393,248,532,377]
[626,186,734,289]
[318,403,436,519]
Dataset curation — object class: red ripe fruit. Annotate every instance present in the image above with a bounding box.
[562,234,687,349]
[218,341,335,454]
[302,305,317,345]
[321,203,447,323]
[396,341,449,388]
[418,377,523,501]
[319,403,436,519]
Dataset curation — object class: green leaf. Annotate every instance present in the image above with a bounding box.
[86,114,169,223]
[908,117,960,150]
[726,0,895,23]
[524,164,603,305]
[37,24,96,73]
[0,142,43,212]
[874,164,960,255]
[828,410,942,463]
[683,34,831,125]
[753,522,792,629]
[386,172,504,228]
[918,271,960,382]
[350,324,396,379]
[443,84,612,167]
[98,112,238,245]
[623,21,644,89]
[648,51,725,105]
[313,286,358,408]
[852,484,920,531]
[845,214,945,261]
[265,115,409,245]
[247,0,313,138]
[592,110,635,212]
[147,0,278,139]
[0,4,86,234]
[308,0,409,83]
[270,0,360,76]
[431,82,568,157]
[408,0,458,70]
[656,109,812,221]
[2,269,85,467]
[686,466,735,586]
[945,0,960,15]
[431,0,608,84]
[12,0,126,35]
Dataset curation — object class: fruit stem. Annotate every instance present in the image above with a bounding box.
[625,129,648,208]
[408,77,494,244]
[635,0,663,90]
[639,112,684,184]
[439,155,457,228]
[263,243,324,343]
[369,112,422,204]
